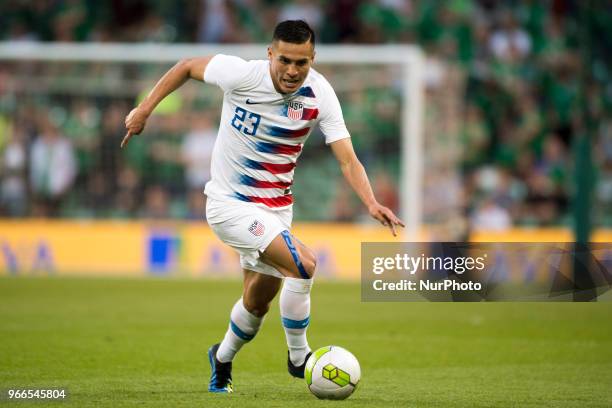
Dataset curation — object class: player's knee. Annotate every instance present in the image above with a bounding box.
[242,298,270,318]
[302,249,317,278]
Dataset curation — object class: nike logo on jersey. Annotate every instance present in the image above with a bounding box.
[246,96,297,105]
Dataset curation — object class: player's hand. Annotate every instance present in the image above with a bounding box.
[368,203,405,237]
[121,106,150,148]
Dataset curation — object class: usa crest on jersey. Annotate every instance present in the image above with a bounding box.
[287,101,304,120]
[248,220,265,236]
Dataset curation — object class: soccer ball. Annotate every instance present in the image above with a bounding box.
[305,345,360,400]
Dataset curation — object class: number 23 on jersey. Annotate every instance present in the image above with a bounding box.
[231,107,261,136]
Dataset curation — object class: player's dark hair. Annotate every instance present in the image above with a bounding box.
[272,20,315,46]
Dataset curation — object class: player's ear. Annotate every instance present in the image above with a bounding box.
[267,45,273,61]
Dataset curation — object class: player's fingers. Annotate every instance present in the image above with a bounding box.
[377,212,388,225]
[382,213,397,236]
[390,216,404,228]
[373,207,401,235]
[125,108,137,125]
[390,221,397,237]
[385,209,404,228]
[120,130,133,148]
[379,208,395,224]
[376,212,395,236]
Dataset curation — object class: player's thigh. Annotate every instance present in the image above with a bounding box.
[242,269,282,317]
[260,231,317,279]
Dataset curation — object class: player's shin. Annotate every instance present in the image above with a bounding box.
[280,277,313,366]
[216,297,263,363]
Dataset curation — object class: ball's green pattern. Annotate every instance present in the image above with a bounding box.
[322,363,351,387]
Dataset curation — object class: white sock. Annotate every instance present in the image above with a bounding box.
[280,277,313,366]
[216,298,263,363]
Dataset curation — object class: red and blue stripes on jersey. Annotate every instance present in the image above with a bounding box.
[268,125,310,138]
[301,108,319,120]
[254,141,302,155]
[234,192,293,207]
[238,174,292,189]
[242,158,296,174]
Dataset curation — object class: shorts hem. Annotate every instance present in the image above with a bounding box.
[240,260,284,279]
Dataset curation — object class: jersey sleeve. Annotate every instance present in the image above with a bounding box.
[317,77,350,144]
[203,54,257,92]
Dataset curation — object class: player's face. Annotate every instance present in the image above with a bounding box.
[268,40,315,94]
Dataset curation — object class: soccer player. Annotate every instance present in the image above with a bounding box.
[122,20,404,393]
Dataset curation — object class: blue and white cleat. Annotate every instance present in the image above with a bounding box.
[208,343,233,393]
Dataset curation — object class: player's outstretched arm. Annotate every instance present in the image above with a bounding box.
[330,138,405,236]
[121,56,213,148]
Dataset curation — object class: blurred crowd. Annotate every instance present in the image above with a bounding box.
[0,0,610,229]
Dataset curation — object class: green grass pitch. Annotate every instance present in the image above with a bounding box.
[1,276,611,407]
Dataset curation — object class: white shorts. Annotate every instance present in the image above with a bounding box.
[206,198,292,279]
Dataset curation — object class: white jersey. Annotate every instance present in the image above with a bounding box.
[203,54,350,209]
